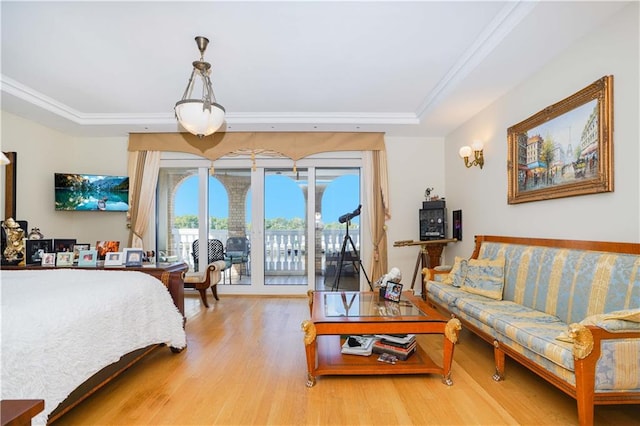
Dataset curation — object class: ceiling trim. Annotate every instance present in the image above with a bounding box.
[1,74,419,128]
[415,0,538,118]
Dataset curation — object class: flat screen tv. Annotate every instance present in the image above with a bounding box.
[54,173,129,212]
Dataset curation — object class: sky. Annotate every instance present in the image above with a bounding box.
[174,174,360,224]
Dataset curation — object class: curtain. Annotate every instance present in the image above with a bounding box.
[127,150,161,248]
[128,132,385,161]
[127,132,390,274]
[365,150,390,282]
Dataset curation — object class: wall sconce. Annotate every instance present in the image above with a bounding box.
[459,140,484,169]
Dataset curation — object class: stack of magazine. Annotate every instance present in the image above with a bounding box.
[341,335,378,356]
[372,334,417,360]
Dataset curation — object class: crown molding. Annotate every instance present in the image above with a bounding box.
[415,0,538,118]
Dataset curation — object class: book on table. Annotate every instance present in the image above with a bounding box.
[374,334,416,347]
[372,339,417,361]
[341,335,378,356]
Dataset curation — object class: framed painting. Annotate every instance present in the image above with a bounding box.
[507,75,613,204]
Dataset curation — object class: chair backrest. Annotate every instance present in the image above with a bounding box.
[226,237,250,255]
[192,238,226,265]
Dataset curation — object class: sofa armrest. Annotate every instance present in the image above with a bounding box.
[422,267,451,282]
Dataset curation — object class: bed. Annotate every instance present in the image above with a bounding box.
[1,269,187,425]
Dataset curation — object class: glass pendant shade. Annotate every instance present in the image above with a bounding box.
[175,36,225,138]
[175,100,225,137]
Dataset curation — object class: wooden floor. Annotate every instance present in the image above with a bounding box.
[55,293,639,425]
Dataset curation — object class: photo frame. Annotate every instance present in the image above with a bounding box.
[25,239,53,265]
[77,249,98,267]
[96,240,120,260]
[41,252,56,267]
[383,282,403,303]
[72,243,90,263]
[104,251,124,267]
[56,251,74,267]
[53,238,77,253]
[507,75,613,204]
[125,249,144,267]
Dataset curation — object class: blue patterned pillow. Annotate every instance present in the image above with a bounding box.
[461,257,505,300]
[442,257,467,287]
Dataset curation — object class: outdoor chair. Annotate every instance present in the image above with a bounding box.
[225,236,250,280]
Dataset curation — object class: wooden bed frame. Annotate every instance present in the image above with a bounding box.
[2,262,188,424]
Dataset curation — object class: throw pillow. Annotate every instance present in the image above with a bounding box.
[442,256,467,287]
[461,257,506,300]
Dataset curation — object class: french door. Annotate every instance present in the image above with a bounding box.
[157,154,365,295]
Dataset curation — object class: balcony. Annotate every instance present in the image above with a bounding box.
[170,228,360,281]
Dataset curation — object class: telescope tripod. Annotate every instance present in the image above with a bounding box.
[330,220,372,291]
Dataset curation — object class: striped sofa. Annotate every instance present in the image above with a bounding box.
[425,235,639,426]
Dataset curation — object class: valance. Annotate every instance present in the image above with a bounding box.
[128,132,385,162]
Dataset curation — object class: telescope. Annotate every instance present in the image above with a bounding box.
[339,205,362,224]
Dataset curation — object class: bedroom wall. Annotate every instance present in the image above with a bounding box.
[0,111,130,246]
[442,2,640,260]
[0,110,444,281]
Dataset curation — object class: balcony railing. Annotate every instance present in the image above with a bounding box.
[170,228,359,274]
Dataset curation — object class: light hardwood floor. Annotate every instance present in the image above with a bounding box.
[56,293,639,425]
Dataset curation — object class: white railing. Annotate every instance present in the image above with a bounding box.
[170,228,360,274]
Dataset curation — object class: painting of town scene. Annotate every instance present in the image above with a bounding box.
[508,76,613,204]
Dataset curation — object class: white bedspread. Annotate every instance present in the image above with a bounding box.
[1,269,186,425]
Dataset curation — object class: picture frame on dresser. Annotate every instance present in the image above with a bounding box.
[72,243,90,263]
[77,250,98,267]
[56,252,74,267]
[507,75,613,204]
[96,240,120,260]
[26,239,53,265]
[125,249,144,267]
[104,252,123,267]
[53,239,77,253]
[41,253,56,267]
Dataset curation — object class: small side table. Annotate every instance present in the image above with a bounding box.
[1,400,44,426]
[393,238,457,298]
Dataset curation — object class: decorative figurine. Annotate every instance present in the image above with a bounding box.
[425,187,434,201]
[2,218,25,264]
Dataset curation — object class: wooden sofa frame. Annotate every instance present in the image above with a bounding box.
[428,235,640,426]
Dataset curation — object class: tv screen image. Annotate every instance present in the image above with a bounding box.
[54,173,129,212]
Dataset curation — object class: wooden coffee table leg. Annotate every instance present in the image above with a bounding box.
[301,320,317,387]
[442,318,462,386]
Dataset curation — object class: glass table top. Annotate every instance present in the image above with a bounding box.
[322,292,426,318]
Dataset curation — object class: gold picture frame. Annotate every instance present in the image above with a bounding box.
[507,75,613,204]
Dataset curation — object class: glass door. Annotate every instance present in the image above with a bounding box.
[263,168,308,286]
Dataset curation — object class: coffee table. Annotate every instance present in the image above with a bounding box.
[301,291,461,387]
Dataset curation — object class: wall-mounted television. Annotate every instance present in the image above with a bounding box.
[54,173,129,212]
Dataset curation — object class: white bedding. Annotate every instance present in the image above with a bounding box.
[1,269,186,425]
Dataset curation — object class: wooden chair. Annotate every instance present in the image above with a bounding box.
[192,238,230,283]
[181,260,227,307]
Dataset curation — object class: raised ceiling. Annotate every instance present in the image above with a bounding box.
[0,1,628,138]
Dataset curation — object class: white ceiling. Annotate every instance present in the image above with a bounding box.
[0,1,629,138]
